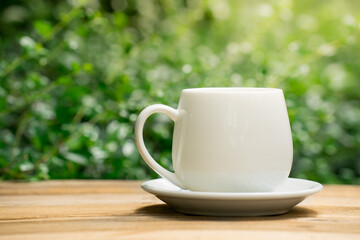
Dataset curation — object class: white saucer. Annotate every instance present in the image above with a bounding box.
[141,178,322,216]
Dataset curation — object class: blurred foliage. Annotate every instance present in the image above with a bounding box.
[0,0,359,184]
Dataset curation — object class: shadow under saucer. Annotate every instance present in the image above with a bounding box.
[135,204,318,221]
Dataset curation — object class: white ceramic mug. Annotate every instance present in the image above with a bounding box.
[135,88,293,192]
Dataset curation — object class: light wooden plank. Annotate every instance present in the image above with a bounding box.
[0,181,359,240]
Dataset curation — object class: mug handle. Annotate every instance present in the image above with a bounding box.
[135,104,184,188]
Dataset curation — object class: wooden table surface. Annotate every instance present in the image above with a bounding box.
[0,180,359,240]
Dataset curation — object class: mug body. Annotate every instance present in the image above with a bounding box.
[172,88,293,192]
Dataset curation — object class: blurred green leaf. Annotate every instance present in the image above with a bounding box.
[34,20,53,38]
[62,152,87,166]
[19,36,36,49]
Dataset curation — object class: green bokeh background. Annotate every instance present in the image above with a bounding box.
[0,0,359,184]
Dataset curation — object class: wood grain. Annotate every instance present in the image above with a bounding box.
[0,180,359,240]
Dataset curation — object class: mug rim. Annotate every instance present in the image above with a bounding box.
[182,87,283,94]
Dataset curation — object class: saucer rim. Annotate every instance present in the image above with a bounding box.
[141,178,323,200]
